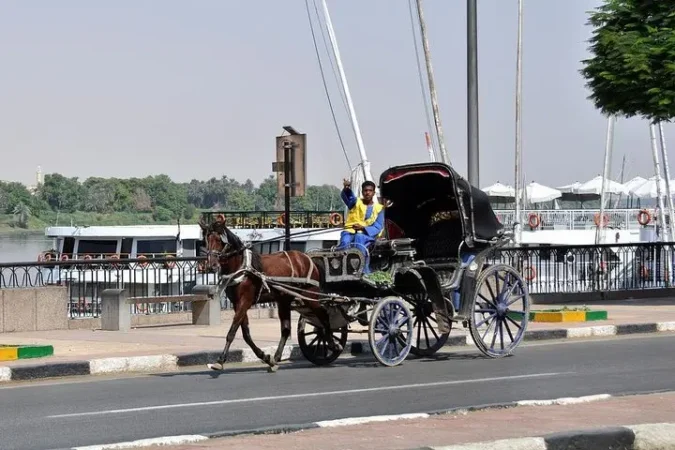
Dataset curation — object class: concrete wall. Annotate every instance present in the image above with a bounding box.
[67,306,281,330]
[0,287,69,333]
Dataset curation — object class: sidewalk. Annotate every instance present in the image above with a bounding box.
[1,302,674,379]
[129,391,675,450]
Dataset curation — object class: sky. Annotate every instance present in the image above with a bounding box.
[1,0,673,190]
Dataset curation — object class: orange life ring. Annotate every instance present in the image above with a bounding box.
[594,212,609,227]
[637,209,651,226]
[60,254,69,261]
[527,213,540,229]
[277,213,285,226]
[164,255,176,269]
[137,255,148,268]
[329,212,343,227]
[523,266,536,281]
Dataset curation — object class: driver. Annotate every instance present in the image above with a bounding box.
[337,179,385,273]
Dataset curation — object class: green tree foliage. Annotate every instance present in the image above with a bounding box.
[581,0,675,122]
[0,172,344,225]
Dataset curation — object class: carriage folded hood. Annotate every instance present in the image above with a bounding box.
[379,162,504,245]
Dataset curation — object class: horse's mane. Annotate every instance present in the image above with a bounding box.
[210,221,264,272]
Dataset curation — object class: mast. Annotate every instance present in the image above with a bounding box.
[595,115,615,246]
[513,0,524,244]
[467,0,480,187]
[425,132,436,162]
[649,123,668,242]
[319,0,373,182]
[415,0,449,165]
[658,122,675,242]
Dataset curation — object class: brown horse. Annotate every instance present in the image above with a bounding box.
[199,217,342,372]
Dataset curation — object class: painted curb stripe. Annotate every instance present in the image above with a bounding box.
[530,310,609,323]
[0,347,18,361]
[0,345,53,361]
[1,321,674,382]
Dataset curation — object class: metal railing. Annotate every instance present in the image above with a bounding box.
[3,241,674,319]
[493,208,659,231]
[201,210,344,229]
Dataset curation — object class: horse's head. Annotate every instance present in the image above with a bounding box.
[199,215,241,271]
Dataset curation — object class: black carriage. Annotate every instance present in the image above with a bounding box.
[295,162,531,367]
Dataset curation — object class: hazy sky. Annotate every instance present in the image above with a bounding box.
[1,0,673,189]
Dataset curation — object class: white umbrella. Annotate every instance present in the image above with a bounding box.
[522,181,562,203]
[623,176,648,194]
[575,175,628,195]
[556,182,582,193]
[481,182,515,197]
[630,176,675,198]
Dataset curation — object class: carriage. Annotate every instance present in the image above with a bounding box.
[292,162,530,367]
[202,162,530,370]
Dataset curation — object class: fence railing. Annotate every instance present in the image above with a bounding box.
[492,208,659,231]
[2,242,674,319]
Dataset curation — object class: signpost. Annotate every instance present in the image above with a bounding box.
[273,126,307,250]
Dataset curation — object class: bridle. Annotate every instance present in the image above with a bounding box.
[204,228,255,288]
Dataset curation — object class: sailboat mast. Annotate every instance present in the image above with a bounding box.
[425,132,436,162]
[658,123,675,242]
[319,0,373,182]
[649,124,669,242]
[415,0,449,165]
[514,0,524,245]
[595,115,615,246]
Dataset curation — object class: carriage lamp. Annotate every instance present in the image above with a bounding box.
[468,261,479,272]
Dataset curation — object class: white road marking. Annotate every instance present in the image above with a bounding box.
[316,413,430,427]
[47,372,569,419]
[516,393,611,406]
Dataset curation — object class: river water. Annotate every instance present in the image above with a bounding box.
[0,232,53,263]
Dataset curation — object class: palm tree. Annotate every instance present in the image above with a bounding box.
[13,202,31,228]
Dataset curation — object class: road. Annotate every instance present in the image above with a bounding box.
[1,334,674,450]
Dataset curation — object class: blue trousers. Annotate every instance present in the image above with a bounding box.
[337,231,374,273]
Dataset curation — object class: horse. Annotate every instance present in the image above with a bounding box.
[199,217,342,372]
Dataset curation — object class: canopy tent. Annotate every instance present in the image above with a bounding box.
[575,175,629,196]
[521,182,562,204]
[629,176,675,199]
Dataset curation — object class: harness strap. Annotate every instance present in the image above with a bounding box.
[283,251,296,278]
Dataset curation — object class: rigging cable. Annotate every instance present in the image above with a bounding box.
[407,0,439,155]
[304,0,353,170]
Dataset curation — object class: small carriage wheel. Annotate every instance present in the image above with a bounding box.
[405,294,450,357]
[368,297,413,367]
[297,316,348,366]
[469,264,530,358]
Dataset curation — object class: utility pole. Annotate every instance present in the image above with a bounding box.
[415,0,449,165]
[514,0,523,244]
[467,0,480,186]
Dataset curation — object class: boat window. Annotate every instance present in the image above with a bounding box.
[136,239,177,256]
[77,239,118,257]
[63,238,75,257]
[182,239,196,257]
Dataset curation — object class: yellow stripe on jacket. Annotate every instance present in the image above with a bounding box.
[344,198,384,236]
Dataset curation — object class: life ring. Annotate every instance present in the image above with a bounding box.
[523,266,536,281]
[277,213,285,227]
[164,255,176,269]
[137,255,148,268]
[527,213,540,229]
[83,254,92,261]
[329,212,343,227]
[594,212,609,227]
[60,254,69,261]
[637,209,651,226]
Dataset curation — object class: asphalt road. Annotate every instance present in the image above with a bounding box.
[1,334,675,450]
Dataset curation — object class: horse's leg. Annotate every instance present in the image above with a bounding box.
[207,283,254,371]
[240,314,269,362]
[267,297,292,372]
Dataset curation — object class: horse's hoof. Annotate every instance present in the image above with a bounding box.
[267,364,279,373]
[207,362,223,371]
[332,343,344,353]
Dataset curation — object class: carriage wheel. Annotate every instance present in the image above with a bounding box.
[406,294,450,357]
[297,316,348,366]
[368,297,413,367]
[469,264,530,358]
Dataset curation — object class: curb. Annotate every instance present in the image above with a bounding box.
[0,344,54,362]
[1,321,674,383]
[529,310,608,322]
[64,395,675,450]
[412,422,675,450]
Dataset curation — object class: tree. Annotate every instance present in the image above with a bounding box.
[13,202,31,228]
[580,0,675,122]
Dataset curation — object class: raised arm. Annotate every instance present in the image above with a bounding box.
[341,185,357,210]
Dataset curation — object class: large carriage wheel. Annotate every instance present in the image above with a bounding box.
[406,294,450,357]
[368,297,413,367]
[468,264,530,358]
[297,316,348,366]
